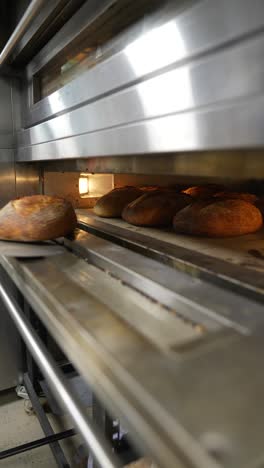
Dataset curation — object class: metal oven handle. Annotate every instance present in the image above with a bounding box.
[0,281,121,468]
[0,0,46,66]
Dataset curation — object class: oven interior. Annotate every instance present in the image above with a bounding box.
[1,0,264,467]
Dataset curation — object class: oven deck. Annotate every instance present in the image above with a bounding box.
[1,218,264,468]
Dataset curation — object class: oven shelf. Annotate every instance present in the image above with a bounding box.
[1,247,264,468]
[77,209,264,303]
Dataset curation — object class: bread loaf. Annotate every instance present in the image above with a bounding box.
[214,191,258,204]
[173,199,263,237]
[182,184,225,199]
[0,195,77,242]
[122,190,191,226]
[94,186,142,218]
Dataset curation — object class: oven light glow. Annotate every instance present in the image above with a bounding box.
[79,176,89,195]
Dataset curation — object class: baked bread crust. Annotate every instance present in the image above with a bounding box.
[122,190,191,226]
[182,184,225,199]
[0,195,77,241]
[173,199,263,237]
[94,186,142,217]
[214,191,258,204]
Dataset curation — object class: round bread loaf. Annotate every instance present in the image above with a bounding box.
[122,190,191,226]
[0,195,77,242]
[94,186,142,218]
[214,191,258,204]
[183,184,225,199]
[173,199,263,237]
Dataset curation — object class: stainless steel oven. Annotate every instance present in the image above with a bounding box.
[1,0,264,467]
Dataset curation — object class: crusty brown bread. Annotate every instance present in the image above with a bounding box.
[173,199,263,237]
[0,195,77,242]
[214,191,258,204]
[182,184,225,199]
[122,190,191,226]
[94,186,142,218]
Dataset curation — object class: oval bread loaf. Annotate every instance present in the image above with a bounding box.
[182,184,225,199]
[0,195,77,241]
[94,186,142,218]
[214,191,258,204]
[122,190,191,226]
[173,199,263,237]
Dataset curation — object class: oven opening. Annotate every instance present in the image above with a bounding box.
[42,169,264,297]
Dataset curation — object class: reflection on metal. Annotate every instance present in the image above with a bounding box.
[76,210,264,318]
[2,241,264,467]
[39,151,264,180]
[16,95,264,163]
[123,19,186,76]
[0,0,46,66]
[65,227,263,334]
[0,279,120,468]
[19,0,264,159]
[0,252,222,468]
[15,163,41,198]
[25,0,264,126]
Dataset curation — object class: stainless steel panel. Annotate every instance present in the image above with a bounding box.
[0,156,16,206]
[0,76,16,207]
[0,0,46,67]
[0,282,120,468]
[19,34,264,147]
[25,0,264,126]
[76,211,264,305]
[0,77,23,390]
[0,77,13,136]
[41,151,264,179]
[16,94,264,162]
[11,0,86,65]
[64,228,264,334]
[3,252,264,467]
[0,267,22,391]
[0,253,225,468]
[15,163,41,197]
[27,0,116,76]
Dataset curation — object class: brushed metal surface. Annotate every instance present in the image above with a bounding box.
[77,210,264,305]
[0,0,46,67]
[3,252,264,467]
[17,0,264,158]
[25,0,264,126]
[16,94,264,162]
[0,241,65,257]
[0,266,22,391]
[19,33,264,148]
[0,77,23,390]
[27,0,116,77]
[40,151,264,179]
[15,163,41,197]
[64,228,263,334]
[0,282,120,468]
[0,253,221,468]
[0,77,16,207]
[11,0,86,65]
[0,77,14,138]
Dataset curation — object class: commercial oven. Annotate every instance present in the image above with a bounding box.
[1,0,264,467]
